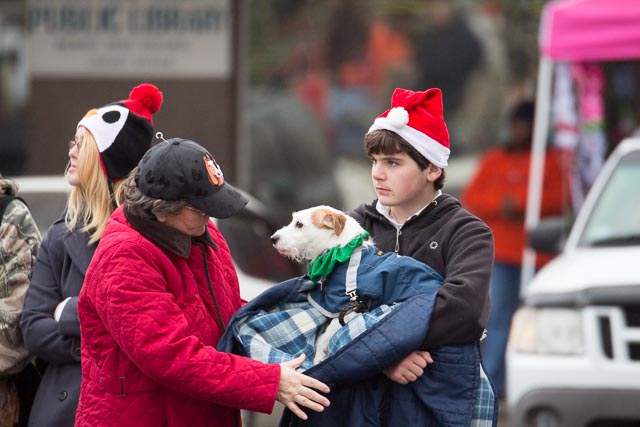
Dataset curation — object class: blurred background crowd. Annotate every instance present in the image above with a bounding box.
[1,0,543,211]
[3,1,640,426]
[3,0,639,219]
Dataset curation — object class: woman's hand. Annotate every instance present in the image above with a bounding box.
[53,297,72,321]
[277,354,330,420]
[384,351,433,384]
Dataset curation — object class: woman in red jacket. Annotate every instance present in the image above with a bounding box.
[75,138,330,427]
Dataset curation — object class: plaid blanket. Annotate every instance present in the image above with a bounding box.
[230,298,496,426]
[232,297,394,371]
[472,364,496,426]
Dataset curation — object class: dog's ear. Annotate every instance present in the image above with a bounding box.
[323,211,347,236]
[312,208,347,236]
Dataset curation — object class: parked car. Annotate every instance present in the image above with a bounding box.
[506,137,640,427]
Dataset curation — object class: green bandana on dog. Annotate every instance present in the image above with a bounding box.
[308,231,370,283]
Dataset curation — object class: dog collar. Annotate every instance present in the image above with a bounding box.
[308,231,370,283]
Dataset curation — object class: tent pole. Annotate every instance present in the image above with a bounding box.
[521,56,553,289]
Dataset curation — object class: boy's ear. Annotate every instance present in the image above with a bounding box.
[426,164,442,182]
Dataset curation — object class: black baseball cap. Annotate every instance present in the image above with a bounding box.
[136,138,248,218]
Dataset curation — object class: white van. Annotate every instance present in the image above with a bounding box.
[506,138,640,426]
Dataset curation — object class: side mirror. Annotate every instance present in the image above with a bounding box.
[527,216,571,255]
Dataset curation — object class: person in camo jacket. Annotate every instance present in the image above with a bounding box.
[0,173,41,427]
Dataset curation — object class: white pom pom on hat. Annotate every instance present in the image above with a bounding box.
[387,107,409,128]
[368,87,450,168]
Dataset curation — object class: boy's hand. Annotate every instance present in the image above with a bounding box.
[384,351,433,384]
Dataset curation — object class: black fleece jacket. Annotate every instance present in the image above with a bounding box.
[350,193,494,348]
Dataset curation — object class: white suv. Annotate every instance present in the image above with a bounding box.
[506,138,640,427]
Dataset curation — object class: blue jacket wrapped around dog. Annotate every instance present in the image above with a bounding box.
[217,246,497,426]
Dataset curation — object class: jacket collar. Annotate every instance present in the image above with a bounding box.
[62,228,96,275]
[124,206,217,258]
[363,192,459,227]
[375,190,442,227]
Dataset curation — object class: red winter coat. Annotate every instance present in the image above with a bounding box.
[461,147,568,266]
[75,207,280,427]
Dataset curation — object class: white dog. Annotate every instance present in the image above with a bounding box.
[270,205,374,263]
[270,205,375,362]
[270,205,443,364]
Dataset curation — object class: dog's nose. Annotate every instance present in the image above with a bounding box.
[270,235,279,244]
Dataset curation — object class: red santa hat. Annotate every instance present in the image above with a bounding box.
[77,83,163,180]
[368,88,450,167]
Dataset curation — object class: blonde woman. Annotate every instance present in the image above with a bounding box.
[19,84,162,427]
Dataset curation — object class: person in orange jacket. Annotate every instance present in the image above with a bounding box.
[461,100,568,398]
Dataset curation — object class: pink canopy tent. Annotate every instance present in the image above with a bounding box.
[523,0,640,284]
[540,0,640,62]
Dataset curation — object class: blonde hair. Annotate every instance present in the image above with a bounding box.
[65,131,128,244]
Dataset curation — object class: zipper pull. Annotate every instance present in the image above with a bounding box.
[395,228,402,254]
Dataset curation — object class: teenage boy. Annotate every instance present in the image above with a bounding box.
[350,87,494,384]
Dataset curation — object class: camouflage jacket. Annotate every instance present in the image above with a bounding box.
[0,178,41,376]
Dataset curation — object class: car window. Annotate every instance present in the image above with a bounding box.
[578,150,640,247]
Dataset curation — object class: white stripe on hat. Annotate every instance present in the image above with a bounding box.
[369,117,449,168]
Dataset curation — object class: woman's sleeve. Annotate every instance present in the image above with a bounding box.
[86,243,280,412]
[20,226,81,364]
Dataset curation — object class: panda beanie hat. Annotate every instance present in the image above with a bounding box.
[368,87,450,168]
[77,83,163,180]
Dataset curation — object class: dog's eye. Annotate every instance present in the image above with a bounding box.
[295,221,303,229]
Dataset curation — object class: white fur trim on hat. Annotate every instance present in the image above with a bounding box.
[369,117,450,168]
